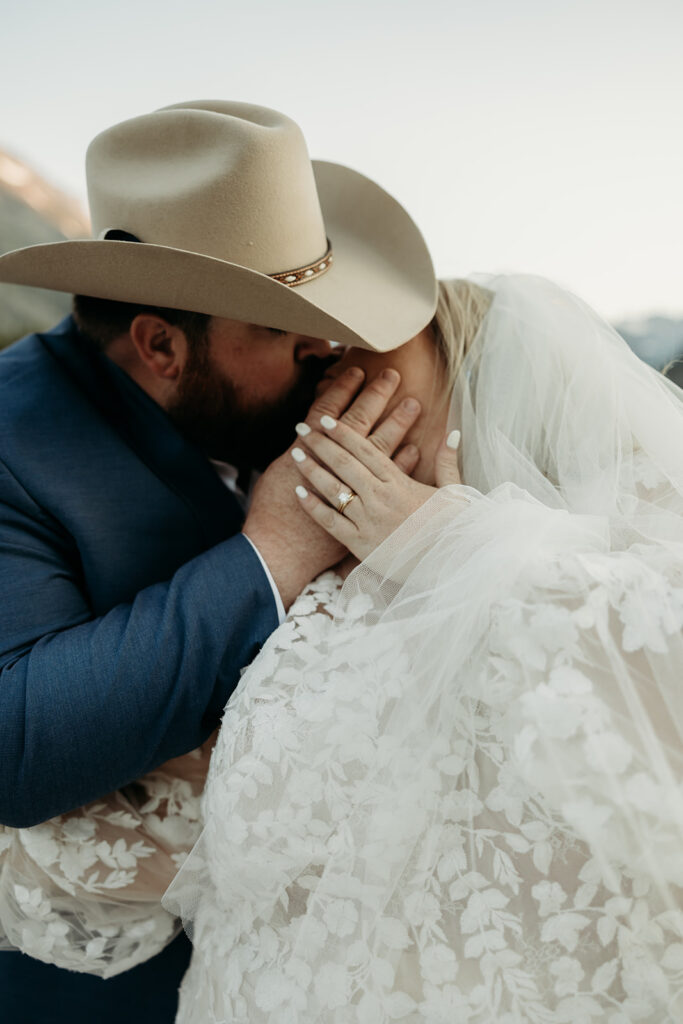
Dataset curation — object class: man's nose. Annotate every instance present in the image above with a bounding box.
[294,335,334,361]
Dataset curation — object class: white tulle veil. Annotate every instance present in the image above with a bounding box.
[164,275,683,1023]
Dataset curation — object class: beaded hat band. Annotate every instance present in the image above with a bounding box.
[99,230,334,290]
[269,240,333,287]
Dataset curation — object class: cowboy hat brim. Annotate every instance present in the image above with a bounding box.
[0,162,436,352]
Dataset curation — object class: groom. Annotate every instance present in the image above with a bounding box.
[0,101,436,1022]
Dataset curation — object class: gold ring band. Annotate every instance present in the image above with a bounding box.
[336,490,356,515]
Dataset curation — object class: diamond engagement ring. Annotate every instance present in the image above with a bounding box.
[336,490,356,515]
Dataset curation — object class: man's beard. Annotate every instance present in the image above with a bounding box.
[166,348,336,470]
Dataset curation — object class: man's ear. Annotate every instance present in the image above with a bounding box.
[129,315,188,381]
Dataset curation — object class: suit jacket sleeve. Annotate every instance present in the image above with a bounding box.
[0,456,278,828]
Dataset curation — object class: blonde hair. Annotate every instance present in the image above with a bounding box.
[431,279,493,392]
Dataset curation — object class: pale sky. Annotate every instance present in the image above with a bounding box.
[2,0,682,320]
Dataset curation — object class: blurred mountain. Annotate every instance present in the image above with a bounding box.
[616,315,683,371]
[614,315,683,389]
[0,150,89,349]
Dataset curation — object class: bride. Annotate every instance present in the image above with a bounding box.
[2,274,682,1022]
[163,274,683,1022]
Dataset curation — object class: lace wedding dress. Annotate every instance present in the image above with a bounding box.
[164,276,683,1023]
[0,738,212,976]
[2,276,682,1022]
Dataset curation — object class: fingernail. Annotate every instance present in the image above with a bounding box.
[295,422,311,437]
[345,366,364,379]
[320,415,337,430]
[403,444,419,458]
[291,447,306,463]
[446,429,461,450]
[402,397,420,414]
[381,368,400,383]
[295,485,308,499]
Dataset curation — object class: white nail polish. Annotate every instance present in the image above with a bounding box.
[446,429,461,451]
[295,485,308,499]
[320,415,337,430]
[295,422,311,437]
[291,447,306,463]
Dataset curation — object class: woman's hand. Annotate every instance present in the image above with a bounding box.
[244,366,425,606]
[292,417,463,560]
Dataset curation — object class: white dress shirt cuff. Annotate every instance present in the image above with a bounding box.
[243,536,286,625]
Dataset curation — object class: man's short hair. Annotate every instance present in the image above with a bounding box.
[72,295,212,352]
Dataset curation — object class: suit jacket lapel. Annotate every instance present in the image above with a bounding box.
[41,317,245,548]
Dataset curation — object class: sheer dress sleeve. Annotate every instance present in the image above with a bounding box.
[0,734,215,977]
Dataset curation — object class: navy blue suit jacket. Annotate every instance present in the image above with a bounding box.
[0,317,280,1021]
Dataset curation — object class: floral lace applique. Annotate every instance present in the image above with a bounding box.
[170,554,683,1023]
[0,738,212,976]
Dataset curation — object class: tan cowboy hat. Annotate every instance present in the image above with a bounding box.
[0,100,437,352]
